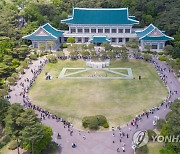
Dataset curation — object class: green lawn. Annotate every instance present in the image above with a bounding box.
[29,59,167,129]
[148,142,162,154]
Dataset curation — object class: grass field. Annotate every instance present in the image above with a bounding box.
[148,142,162,154]
[29,59,167,129]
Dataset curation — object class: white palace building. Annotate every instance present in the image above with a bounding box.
[23,7,174,52]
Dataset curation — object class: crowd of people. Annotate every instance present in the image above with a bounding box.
[7,52,179,153]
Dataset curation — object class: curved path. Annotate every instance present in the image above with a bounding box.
[8,56,180,154]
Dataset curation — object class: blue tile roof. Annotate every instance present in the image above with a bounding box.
[23,35,57,41]
[136,24,174,41]
[42,23,63,37]
[141,36,173,41]
[90,36,110,43]
[61,8,139,25]
[22,23,63,41]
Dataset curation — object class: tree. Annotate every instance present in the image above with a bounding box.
[0,98,10,126]
[5,103,25,154]
[143,53,152,61]
[0,89,8,98]
[20,123,44,154]
[39,43,45,52]
[47,41,55,51]
[164,45,174,55]
[121,51,128,62]
[144,44,152,52]
[160,99,180,153]
[67,37,75,44]
[87,43,95,51]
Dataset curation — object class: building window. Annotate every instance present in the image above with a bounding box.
[34,42,38,48]
[84,37,89,43]
[112,29,117,33]
[84,28,89,33]
[125,29,130,33]
[126,38,129,42]
[91,28,96,33]
[98,29,103,33]
[77,28,83,33]
[105,29,110,33]
[70,28,76,33]
[118,38,123,43]
[152,44,158,49]
[112,38,116,43]
[118,29,123,33]
[159,43,164,49]
[77,37,82,43]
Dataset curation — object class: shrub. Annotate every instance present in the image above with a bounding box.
[156,119,166,131]
[0,135,11,149]
[67,37,75,43]
[159,56,168,61]
[147,130,157,141]
[158,52,164,55]
[8,140,18,150]
[62,43,67,48]
[136,145,148,154]
[96,115,107,126]
[82,115,108,130]
[47,55,57,63]
[29,54,38,60]
[7,77,16,85]
[103,122,109,128]
[12,73,19,80]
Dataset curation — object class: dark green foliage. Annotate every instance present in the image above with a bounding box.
[82,115,109,130]
[0,135,11,149]
[160,99,180,153]
[29,54,38,60]
[156,119,166,131]
[0,99,10,126]
[8,140,18,150]
[42,141,58,154]
[47,55,57,63]
[136,145,148,154]
[158,56,168,61]
[147,130,157,141]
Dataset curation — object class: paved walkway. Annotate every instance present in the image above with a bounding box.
[8,56,180,154]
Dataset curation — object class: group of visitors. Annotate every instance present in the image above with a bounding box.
[7,52,179,153]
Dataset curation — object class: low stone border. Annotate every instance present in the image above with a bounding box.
[58,67,133,80]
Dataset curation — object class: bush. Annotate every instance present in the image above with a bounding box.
[96,115,107,125]
[8,140,18,150]
[7,77,16,85]
[158,52,164,55]
[29,54,38,60]
[136,145,148,154]
[47,55,57,63]
[156,119,166,131]
[82,115,108,130]
[42,141,58,154]
[0,135,11,149]
[159,56,168,61]
[62,43,68,48]
[103,122,109,128]
[147,130,157,141]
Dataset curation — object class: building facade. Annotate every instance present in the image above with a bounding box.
[22,8,174,52]
[136,24,174,52]
[61,8,139,45]
[23,23,63,51]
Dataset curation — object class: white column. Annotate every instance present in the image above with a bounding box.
[75,26,77,33]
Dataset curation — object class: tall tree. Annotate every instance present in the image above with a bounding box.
[5,103,24,154]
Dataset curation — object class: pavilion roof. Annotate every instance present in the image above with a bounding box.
[61,8,139,25]
[22,23,63,41]
[136,24,174,41]
[90,36,110,43]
